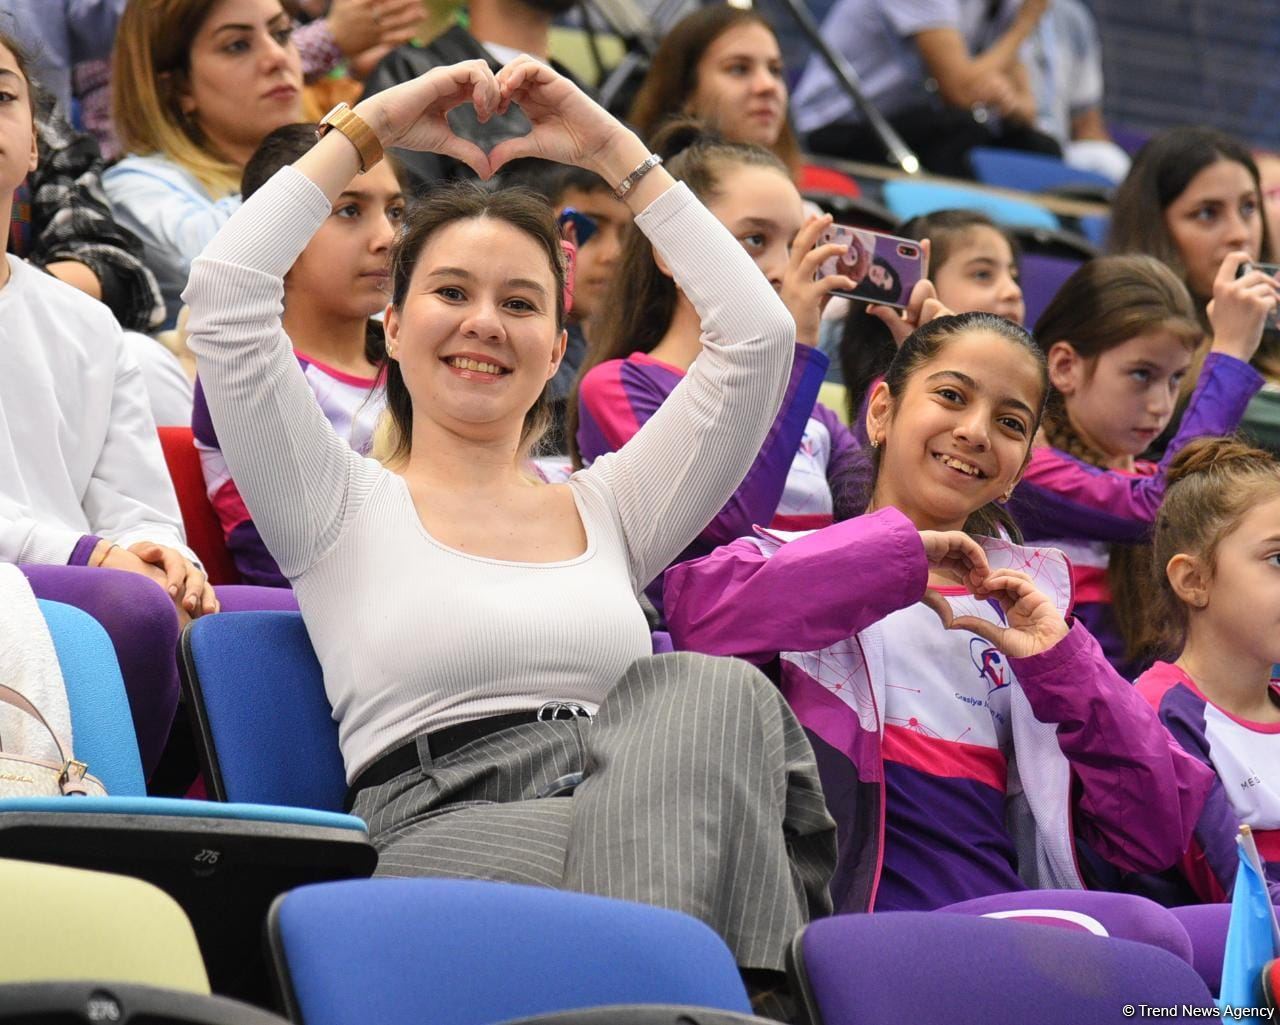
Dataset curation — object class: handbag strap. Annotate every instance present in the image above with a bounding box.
[0,684,92,795]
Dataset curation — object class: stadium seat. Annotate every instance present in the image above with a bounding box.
[882,179,1061,231]
[158,426,242,586]
[267,878,755,1025]
[939,889,1195,967]
[787,911,1216,1025]
[1019,251,1086,326]
[496,1009,769,1025]
[1079,212,1111,248]
[0,858,285,1024]
[179,611,346,811]
[968,147,1115,197]
[0,601,375,1003]
[1170,904,1232,996]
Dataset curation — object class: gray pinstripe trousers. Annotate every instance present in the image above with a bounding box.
[351,652,836,971]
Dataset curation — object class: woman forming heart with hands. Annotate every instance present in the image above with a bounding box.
[182,58,836,993]
[667,311,1214,918]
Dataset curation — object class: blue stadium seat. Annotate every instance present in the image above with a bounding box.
[268,878,754,1025]
[0,601,375,1003]
[969,147,1115,195]
[882,179,1061,231]
[179,612,346,811]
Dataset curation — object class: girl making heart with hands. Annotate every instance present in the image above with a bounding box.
[183,58,836,988]
[666,312,1214,920]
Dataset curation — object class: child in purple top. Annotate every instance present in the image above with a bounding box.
[572,123,859,615]
[1134,437,1280,904]
[666,312,1213,914]
[1010,253,1273,678]
[192,124,401,587]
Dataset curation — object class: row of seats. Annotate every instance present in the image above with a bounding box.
[5,598,1234,1024]
[1,856,1219,1025]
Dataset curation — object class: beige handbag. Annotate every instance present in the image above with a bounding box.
[0,684,106,798]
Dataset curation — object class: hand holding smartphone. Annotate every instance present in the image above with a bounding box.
[814,225,927,309]
[1236,259,1280,332]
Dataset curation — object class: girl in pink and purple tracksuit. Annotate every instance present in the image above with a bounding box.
[665,311,1213,915]
[570,124,860,616]
[1008,254,1273,678]
[1134,437,1280,905]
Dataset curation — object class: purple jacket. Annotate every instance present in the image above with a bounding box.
[577,343,859,615]
[1133,662,1280,905]
[1009,352,1264,676]
[665,507,1214,912]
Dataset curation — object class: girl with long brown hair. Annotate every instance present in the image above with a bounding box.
[1008,254,1273,677]
[571,121,857,619]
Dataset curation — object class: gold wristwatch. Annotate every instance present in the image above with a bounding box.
[316,102,383,173]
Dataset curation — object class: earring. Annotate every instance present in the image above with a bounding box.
[869,437,880,449]
[1000,487,1013,503]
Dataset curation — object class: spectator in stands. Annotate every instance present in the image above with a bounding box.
[1136,437,1280,904]
[192,123,403,587]
[1009,255,1269,679]
[628,5,861,198]
[104,0,305,328]
[15,107,194,427]
[541,166,630,454]
[1109,127,1280,452]
[838,210,1023,423]
[792,0,1060,179]
[0,30,216,776]
[1021,0,1130,184]
[360,0,583,190]
[630,6,797,176]
[665,311,1214,915]
[11,108,163,331]
[571,122,859,618]
[183,58,835,1002]
[0,0,126,117]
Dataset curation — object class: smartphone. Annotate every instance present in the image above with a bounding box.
[815,225,926,309]
[1237,260,1280,331]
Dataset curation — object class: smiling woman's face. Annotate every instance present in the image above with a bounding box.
[385,216,566,445]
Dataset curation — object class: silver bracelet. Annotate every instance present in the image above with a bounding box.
[613,153,663,201]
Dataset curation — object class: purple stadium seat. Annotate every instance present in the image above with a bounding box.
[1020,251,1085,327]
[939,889,1194,967]
[1170,904,1232,996]
[789,912,1216,1025]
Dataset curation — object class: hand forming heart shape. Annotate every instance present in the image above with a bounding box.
[917,530,1069,659]
[353,56,643,186]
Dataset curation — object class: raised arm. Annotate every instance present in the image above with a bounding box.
[578,344,828,548]
[1012,352,1263,542]
[1015,254,1273,543]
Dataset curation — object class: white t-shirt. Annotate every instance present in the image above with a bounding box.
[0,256,191,565]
